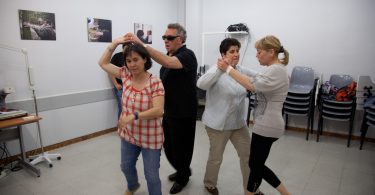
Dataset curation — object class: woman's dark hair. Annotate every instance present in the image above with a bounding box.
[122,42,132,49]
[219,38,241,55]
[123,43,152,70]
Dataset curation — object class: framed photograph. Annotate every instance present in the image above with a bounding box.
[87,17,112,42]
[18,9,56,40]
[134,23,152,44]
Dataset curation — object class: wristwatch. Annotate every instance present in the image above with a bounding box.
[133,112,139,120]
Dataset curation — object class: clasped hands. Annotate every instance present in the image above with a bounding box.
[217,57,233,72]
[118,114,135,129]
[113,33,142,46]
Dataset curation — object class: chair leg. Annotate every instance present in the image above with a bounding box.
[285,114,288,129]
[319,117,324,135]
[317,115,323,142]
[360,125,369,150]
[310,109,315,134]
[347,119,354,148]
[306,115,310,141]
[359,116,369,150]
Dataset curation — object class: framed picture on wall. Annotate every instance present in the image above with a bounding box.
[134,23,152,44]
[18,9,56,40]
[87,17,112,42]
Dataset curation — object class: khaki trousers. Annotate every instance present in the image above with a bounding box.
[204,125,251,190]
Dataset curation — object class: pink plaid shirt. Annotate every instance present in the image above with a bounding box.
[118,67,165,149]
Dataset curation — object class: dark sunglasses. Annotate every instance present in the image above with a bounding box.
[162,35,179,41]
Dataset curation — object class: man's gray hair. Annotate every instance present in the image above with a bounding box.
[168,23,187,43]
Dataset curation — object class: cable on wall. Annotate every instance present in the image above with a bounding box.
[225,23,251,66]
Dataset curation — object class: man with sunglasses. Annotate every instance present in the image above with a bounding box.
[125,23,197,194]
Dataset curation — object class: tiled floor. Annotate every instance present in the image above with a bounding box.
[0,121,374,195]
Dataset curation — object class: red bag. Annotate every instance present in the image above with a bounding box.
[336,81,357,101]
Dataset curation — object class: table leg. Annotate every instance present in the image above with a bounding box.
[18,125,41,177]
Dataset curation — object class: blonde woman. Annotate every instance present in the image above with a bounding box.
[218,35,291,195]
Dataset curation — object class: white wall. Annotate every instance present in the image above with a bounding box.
[0,0,181,154]
[0,0,182,100]
[185,0,202,67]
[199,0,375,79]
[187,0,375,138]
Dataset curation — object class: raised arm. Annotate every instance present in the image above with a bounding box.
[98,36,126,78]
[217,57,256,91]
[241,67,260,78]
[124,33,183,69]
[197,65,223,90]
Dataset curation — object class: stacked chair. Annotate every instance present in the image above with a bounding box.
[316,74,356,147]
[356,76,374,110]
[283,66,317,140]
[360,105,375,149]
[358,75,375,150]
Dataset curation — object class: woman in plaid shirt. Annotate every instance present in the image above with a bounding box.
[99,36,165,195]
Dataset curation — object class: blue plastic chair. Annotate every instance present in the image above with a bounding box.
[283,66,317,140]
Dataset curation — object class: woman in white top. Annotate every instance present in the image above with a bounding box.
[197,38,261,195]
[217,35,291,195]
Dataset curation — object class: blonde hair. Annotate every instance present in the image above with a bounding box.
[255,35,289,65]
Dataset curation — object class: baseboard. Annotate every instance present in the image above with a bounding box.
[0,127,117,164]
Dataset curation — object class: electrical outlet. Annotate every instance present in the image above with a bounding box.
[3,87,15,94]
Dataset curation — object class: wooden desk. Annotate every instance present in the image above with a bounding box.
[0,115,42,177]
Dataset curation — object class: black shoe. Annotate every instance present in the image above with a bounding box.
[205,186,219,195]
[168,172,178,182]
[169,182,187,194]
[168,169,192,182]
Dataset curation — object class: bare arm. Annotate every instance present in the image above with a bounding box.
[227,68,255,91]
[124,33,183,69]
[98,36,126,78]
[109,74,122,90]
[138,95,164,119]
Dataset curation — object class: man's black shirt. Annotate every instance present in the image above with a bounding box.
[110,52,124,85]
[160,45,198,118]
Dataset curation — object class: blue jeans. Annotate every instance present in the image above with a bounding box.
[114,88,123,119]
[120,139,162,195]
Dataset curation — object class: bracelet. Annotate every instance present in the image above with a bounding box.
[107,46,115,52]
[143,44,148,48]
[226,66,233,74]
[133,112,139,120]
